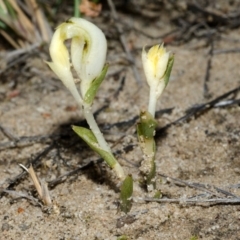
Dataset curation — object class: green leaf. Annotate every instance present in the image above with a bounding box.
[83,64,108,105]
[137,110,157,191]
[120,175,133,214]
[72,125,117,168]
[117,236,129,240]
[137,111,157,139]
[137,110,157,157]
[163,55,174,88]
[190,236,198,240]
[153,190,162,199]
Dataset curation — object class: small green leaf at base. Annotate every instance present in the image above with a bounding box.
[153,190,162,199]
[137,110,157,139]
[117,236,129,240]
[137,110,157,191]
[190,236,198,240]
[120,175,133,214]
[72,125,117,168]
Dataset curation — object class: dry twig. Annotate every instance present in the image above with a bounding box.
[141,197,240,205]
[19,164,52,205]
[203,41,214,98]
[0,0,52,48]
[107,0,141,84]
[156,85,240,137]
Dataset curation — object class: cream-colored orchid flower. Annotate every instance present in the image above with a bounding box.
[47,24,82,105]
[47,17,107,100]
[68,18,107,97]
[142,44,174,117]
[46,18,125,180]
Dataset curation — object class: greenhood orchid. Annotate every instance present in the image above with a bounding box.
[47,17,107,102]
[47,17,125,181]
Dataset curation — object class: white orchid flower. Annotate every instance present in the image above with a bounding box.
[47,17,107,102]
[46,18,125,180]
[142,44,174,117]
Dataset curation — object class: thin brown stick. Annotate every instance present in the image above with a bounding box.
[158,173,239,199]
[140,197,240,205]
[107,0,141,84]
[3,189,41,206]
[0,29,20,49]
[156,85,240,137]
[213,48,240,55]
[8,0,35,43]
[158,173,219,196]
[0,134,57,150]
[0,124,19,140]
[203,41,214,98]
[27,0,52,42]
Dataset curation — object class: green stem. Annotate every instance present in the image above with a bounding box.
[83,103,125,180]
[83,103,110,152]
[74,0,81,17]
[148,86,157,118]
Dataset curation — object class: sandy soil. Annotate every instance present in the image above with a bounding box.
[1,1,240,239]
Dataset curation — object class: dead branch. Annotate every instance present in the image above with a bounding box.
[0,134,57,150]
[3,189,41,206]
[141,197,240,206]
[107,0,141,84]
[213,48,240,55]
[203,41,214,98]
[158,173,239,199]
[156,85,240,137]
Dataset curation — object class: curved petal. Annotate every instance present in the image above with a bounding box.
[155,51,169,80]
[69,17,107,82]
[48,17,107,102]
[142,47,156,87]
[46,62,82,105]
[49,25,70,69]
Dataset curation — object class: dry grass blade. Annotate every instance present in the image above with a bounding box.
[107,0,141,85]
[7,0,35,43]
[0,28,20,48]
[0,0,52,49]
[26,0,52,42]
[19,164,52,206]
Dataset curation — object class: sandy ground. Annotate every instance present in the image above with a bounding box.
[1,1,240,239]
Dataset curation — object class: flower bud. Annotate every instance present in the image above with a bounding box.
[142,44,174,117]
[142,44,173,99]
